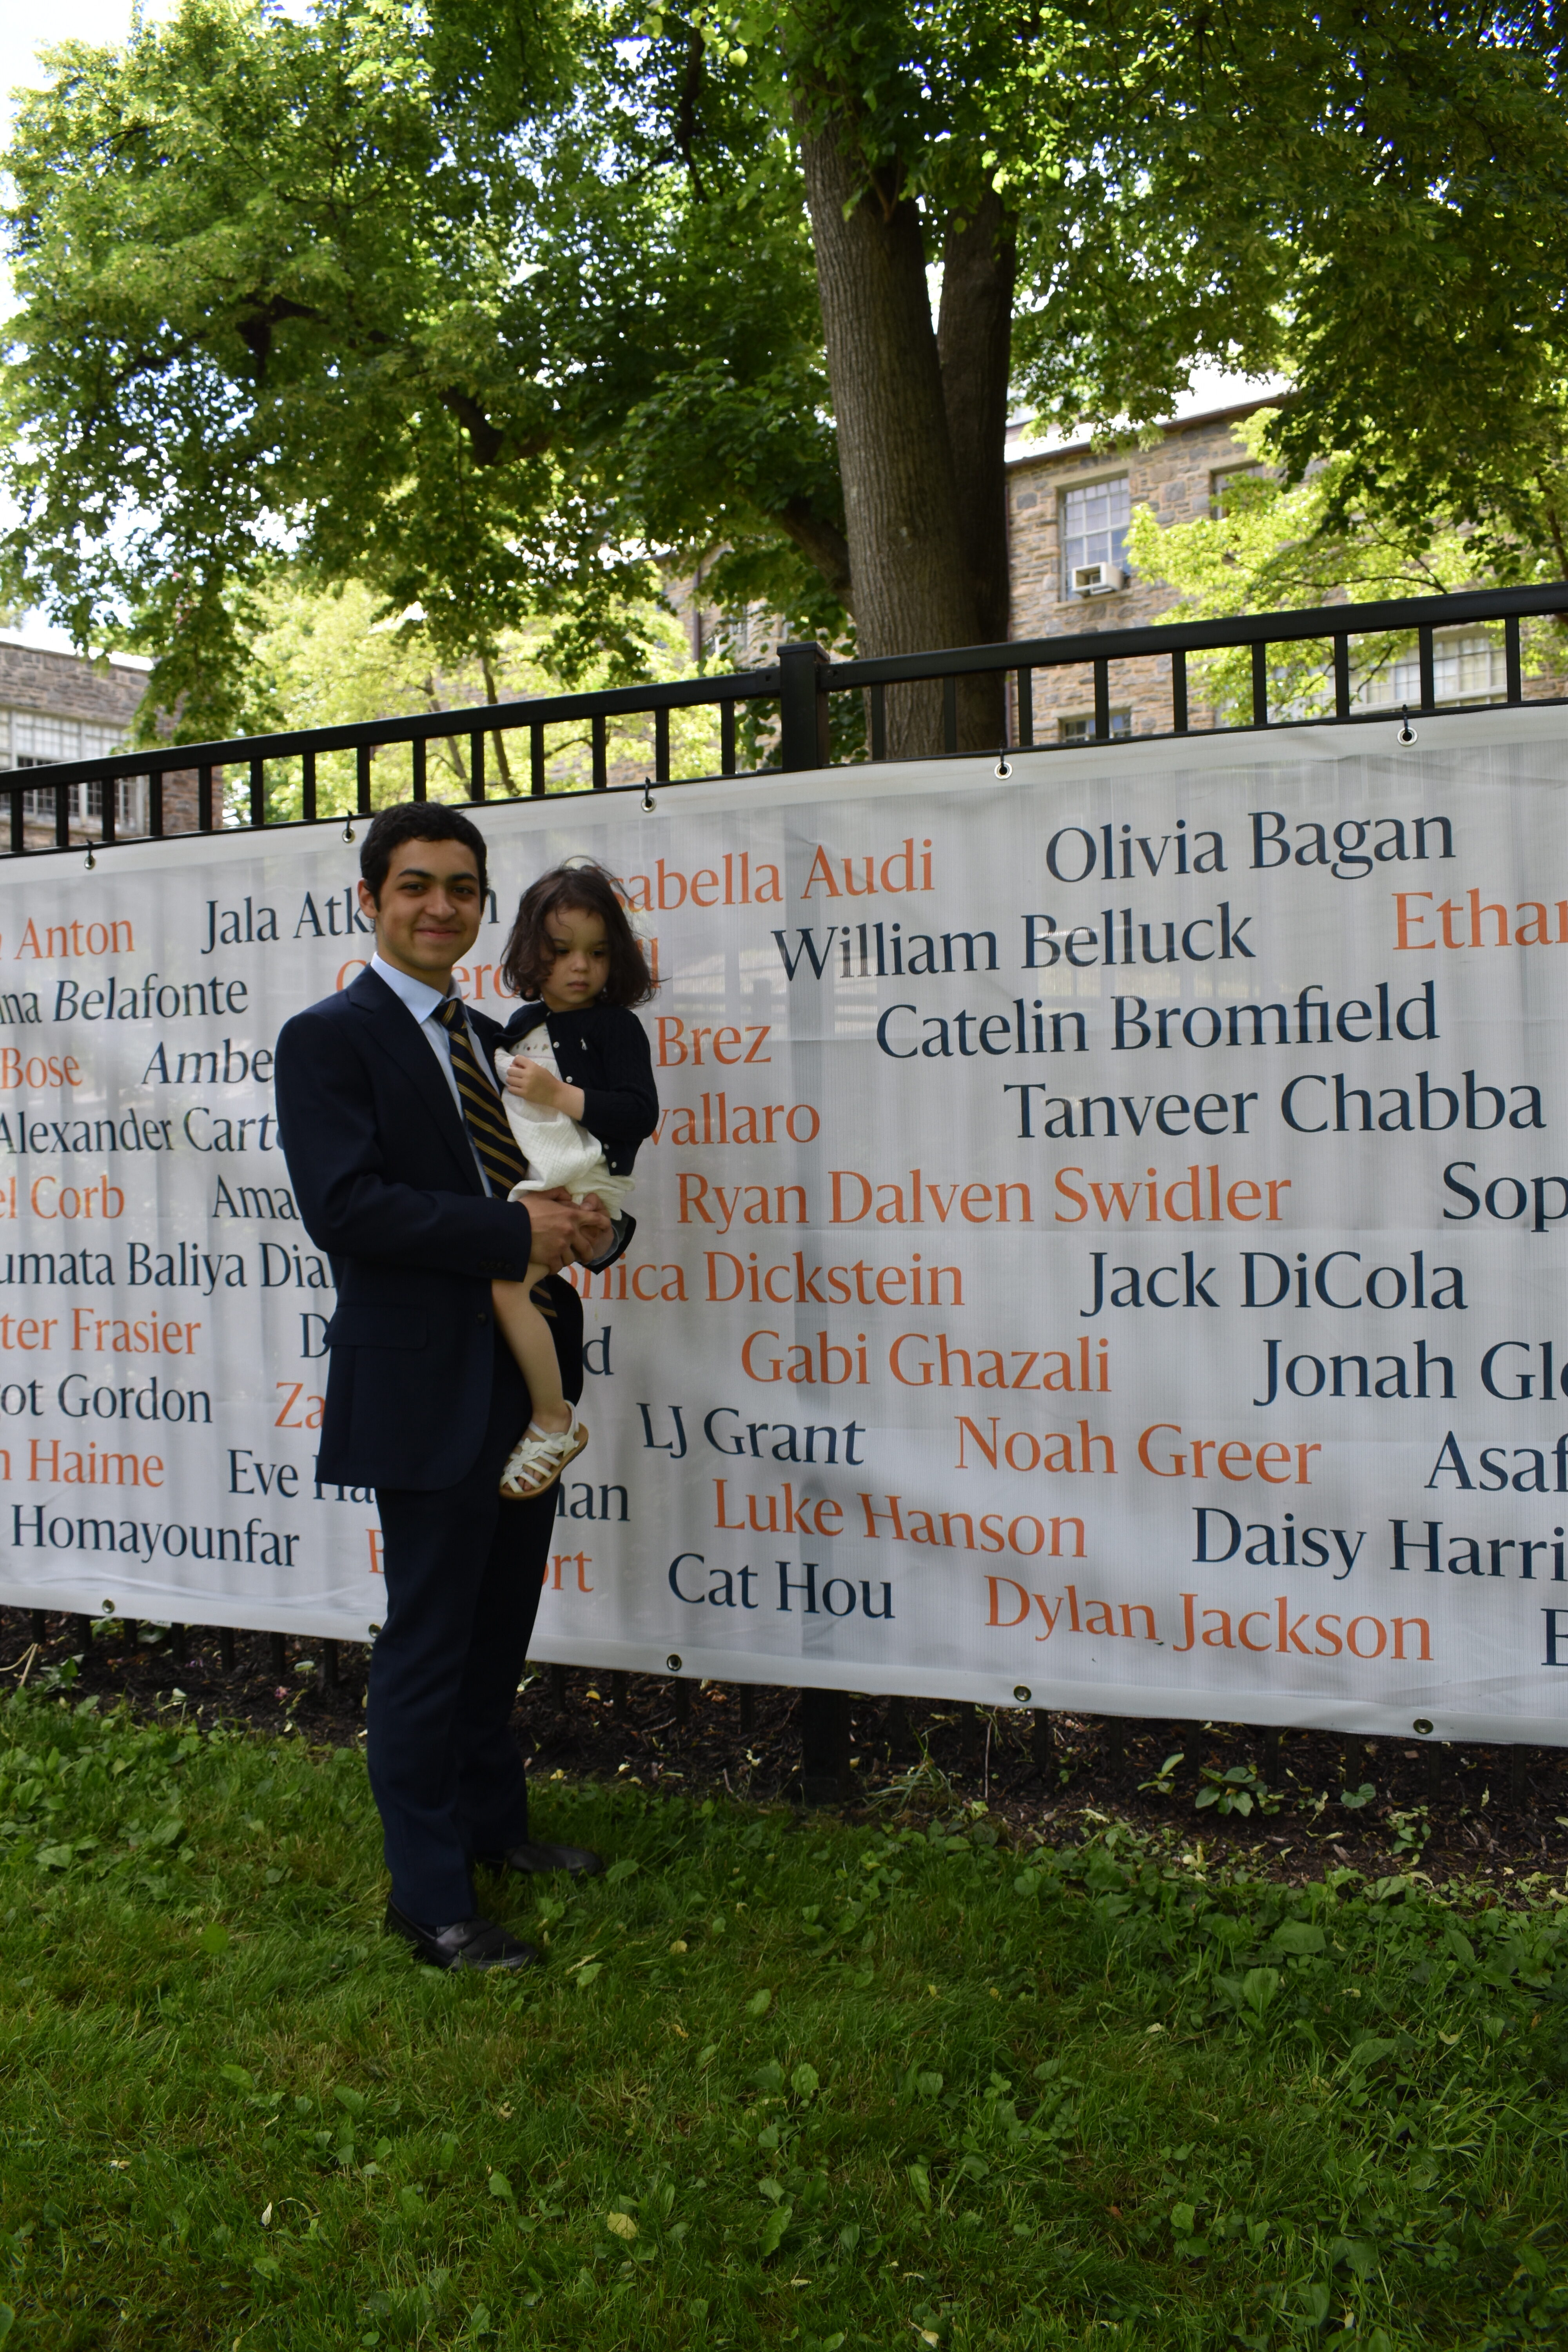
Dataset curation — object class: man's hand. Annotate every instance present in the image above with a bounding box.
[518,1187,580,1270]
[572,1191,615,1267]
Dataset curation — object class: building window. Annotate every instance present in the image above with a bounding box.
[1059,709,1132,744]
[3,711,146,829]
[19,776,147,832]
[1354,630,1504,712]
[1061,477,1130,597]
[6,712,122,767]
[1210,463,1264,517]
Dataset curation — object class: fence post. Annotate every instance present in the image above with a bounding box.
[799,1687,850,1805]
[777,642,829,771]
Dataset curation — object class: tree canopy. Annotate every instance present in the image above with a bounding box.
[4,0,1568,749]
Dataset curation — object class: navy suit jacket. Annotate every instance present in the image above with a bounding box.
[274,968,628,1491]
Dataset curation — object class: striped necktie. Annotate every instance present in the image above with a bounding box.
[434,994,530,1195]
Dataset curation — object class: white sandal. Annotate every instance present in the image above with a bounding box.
[499,1412,589,1500]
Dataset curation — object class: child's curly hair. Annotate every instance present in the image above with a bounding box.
[499,860,656,1007]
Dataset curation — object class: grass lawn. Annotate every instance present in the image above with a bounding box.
[1,1689,1566,2351]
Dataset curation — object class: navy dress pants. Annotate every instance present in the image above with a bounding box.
[368,1337,557,1924]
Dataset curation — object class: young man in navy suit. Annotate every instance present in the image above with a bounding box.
[275,803,630,1971]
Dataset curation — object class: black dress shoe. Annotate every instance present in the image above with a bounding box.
[474,1841,605,1878]
[384,1902,540,1970]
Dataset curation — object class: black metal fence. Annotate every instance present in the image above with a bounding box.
[5,581,1568,851]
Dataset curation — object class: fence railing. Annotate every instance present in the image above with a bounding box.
[5,581,1568,851]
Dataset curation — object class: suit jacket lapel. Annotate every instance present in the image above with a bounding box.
[346,968,481,1193]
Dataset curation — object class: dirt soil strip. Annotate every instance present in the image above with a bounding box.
[4,1613,1564,1893]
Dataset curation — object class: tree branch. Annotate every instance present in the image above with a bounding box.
[236,296,330,381]
[437,388,549,467]
[673,25,708,200]
[776,494,853,607]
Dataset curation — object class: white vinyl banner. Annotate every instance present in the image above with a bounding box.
[2,709,1568,1744]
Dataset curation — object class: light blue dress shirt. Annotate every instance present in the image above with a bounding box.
[370,951,498,1192]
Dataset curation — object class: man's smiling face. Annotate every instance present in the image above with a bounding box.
[359,837,484,986]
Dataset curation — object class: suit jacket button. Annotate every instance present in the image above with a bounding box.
[477,1311,488,1324]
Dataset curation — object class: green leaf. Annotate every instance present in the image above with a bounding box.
[746,1986,773,2018]
[750,2060,785,2094]
[757,2200,792,2256]
[220,2065,254,2091]
[907,2162,932,2209]
[1240,1967,1280,2017]
[488,2171,514,2200]
[575,1962,603,1989]
[198,1923,230,1957]
[1171,2202,1197,2235]
[604,1857,639,1884]
[1265,1921,1325,1956]
[333,2087,365,2114]
[791,2061,820,2099]
[0,2307,14,2343]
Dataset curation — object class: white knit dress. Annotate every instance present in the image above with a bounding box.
[493,1032,635,1218]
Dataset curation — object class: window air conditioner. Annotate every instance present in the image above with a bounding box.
[1072,562,1125,595]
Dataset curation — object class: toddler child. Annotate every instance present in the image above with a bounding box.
[488,862,658,1498]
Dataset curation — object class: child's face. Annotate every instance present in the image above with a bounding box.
[539,902,610,1011]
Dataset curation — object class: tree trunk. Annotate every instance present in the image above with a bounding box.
[796,110,985,757]
[938,189,1016,754]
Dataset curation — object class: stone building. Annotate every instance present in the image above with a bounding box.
[0,637,153,846]
[0,637,211,847]
[1004,391,1514,741]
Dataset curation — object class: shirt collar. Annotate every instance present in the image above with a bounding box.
[371,952,456,1025]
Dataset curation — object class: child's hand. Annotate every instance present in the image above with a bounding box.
[504,1056,563,1109]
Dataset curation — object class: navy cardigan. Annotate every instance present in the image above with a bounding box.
[502,1001,659,1179]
